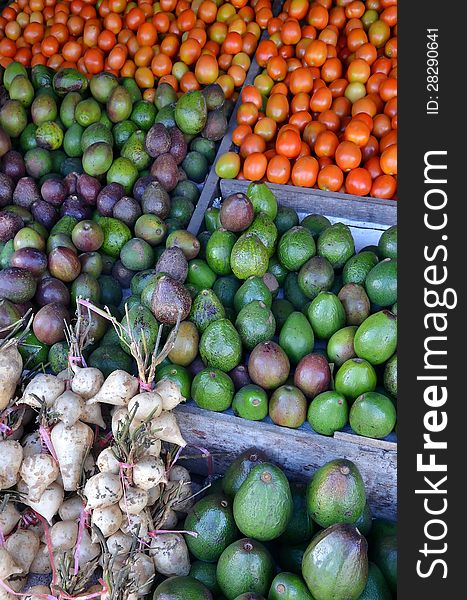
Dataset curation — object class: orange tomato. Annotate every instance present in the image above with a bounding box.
[291,156,319,187]
[276,127,301,159]
[265,93,289,123]
[232,124,252,146]
[195,53,219,85]
[318,164,344,191]
[267,154,291,184]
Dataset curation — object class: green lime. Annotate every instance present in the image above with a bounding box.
[335,358,377,401]
[232,384,268,421]
[192,368,234,411]
[350,391,396,439]
[307,391,348,436]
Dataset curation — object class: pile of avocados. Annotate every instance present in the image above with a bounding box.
[0,61,231,206]
[151,182,397,441]
[153,449,396,600]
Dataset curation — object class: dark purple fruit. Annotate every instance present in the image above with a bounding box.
[35,276,70,307]
[133,175,156,202]
[151,274,192,325]
[13,177,40,209]
[33,302,70,345]
[229,364,252,390]
[31,200,58,229]
[186,355,206,378]
[141,181,170,218]
[169,127,187,164]
[0,211,23,242]
[41,178,68,206]
[48,247,81,282]
[64,172,78,195]
[96,182,125,216]
[77,174,101,205]
[10,248,48,277]
[71,220,104,252]
[0,267,37,303]
[112,196,142,227]
[248,341,290,390]
[294,353,331,399]
[220,193,254,232]
[150,153,179,192]
[1,150,25,182]
[111,259,135,288]
[13,301,33,317]
[145,123,170,158]
[155,247,188,283]
[0,173,14,207]
[0,299,21,338]
[60,195,92,220]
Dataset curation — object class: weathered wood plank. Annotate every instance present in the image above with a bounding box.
[175,404,397,520]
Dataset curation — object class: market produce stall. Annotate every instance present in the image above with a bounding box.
[0,0,397,598]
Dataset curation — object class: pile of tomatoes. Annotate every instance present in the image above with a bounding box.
[0,0,273,98]
[221,0,397,199]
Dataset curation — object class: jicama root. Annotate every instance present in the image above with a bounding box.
[54,391,83,428]
[120,510,150,538]
[21,374,65,408]
[4,529,40,574]
[106,531,133,558]
[118,486,148,515]
[111,407,129,438]
[21,431,42,457]
[58,495,84,521]
[91,505,123,540]
[133,457,166,491]
[128,391,163,422]
[17,481,64,524]
[20,453,59,501]
[71,366,104,400]
[154,379,186,411]
[157,508,178,530]
[0,439,23,490]
[51,420,94,491]
[0,548,22,579]
[130,553,155,596]
[29,545,52,575]
[149,412,187,447]
[50,520,79,552]
[84,472,123,510]
[146,485,161,507]
[97,447,120,474]
[144,438,162,458]
[0,502,21,535]
[87,370,139,406]
[149,533,190,577]
[79,402,105,429]
[77,529,101,562]
[0,344,22,411]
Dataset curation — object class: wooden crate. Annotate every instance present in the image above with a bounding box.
[175,404,397,520]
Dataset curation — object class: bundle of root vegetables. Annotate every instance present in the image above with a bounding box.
[0,307,197,600]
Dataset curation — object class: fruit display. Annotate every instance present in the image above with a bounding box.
[221,0,397,199]
[182,183,396,440]
[0,0,273,97]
